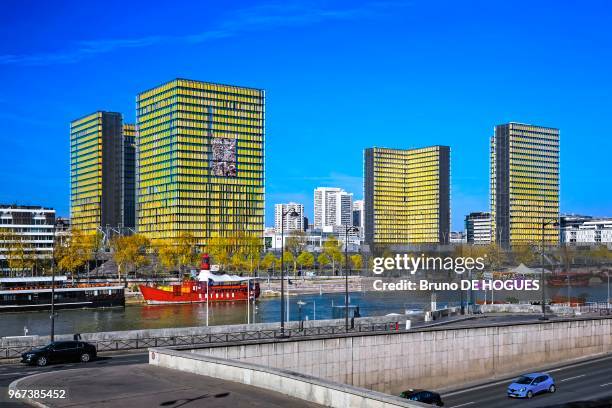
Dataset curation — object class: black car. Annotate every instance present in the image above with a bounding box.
[21,341,97,366]
[399,389,444,406]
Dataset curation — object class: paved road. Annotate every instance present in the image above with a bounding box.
[442,355,612,408]
[8,363,322,408]
[0,351,148,407]
[431,313,607,329]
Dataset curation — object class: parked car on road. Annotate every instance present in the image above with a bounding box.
[21,341,97,366]
[399,389,444,406]
[507,373,556,398]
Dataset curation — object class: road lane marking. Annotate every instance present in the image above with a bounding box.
[443,379,512,396]
[601,382,612,387]
[450,403,475,408]
[443,355,612,397]
[561,374,586,382]
[0,371,37,377]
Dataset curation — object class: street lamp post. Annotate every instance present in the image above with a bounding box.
[280,208,299,337]
[344,226,359,331]
[50,261,56,341]
[540,218,559,320]
[607,270,610,305]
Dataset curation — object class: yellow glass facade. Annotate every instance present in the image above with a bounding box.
[123,123,135,138]
[70,111,124,233]
[365,146,450,246]
[136,79,264,245]
[70,112,104,233]
[491,123,560,247]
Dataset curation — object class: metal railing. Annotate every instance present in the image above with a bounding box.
[576,302,612,315]
[1,322,399,360]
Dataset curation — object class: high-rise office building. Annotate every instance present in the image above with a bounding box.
[313,187,353,231]
[274,203,305,233]
[136,79,265,245]
[352,200,365,239]
[465,212,492,245]
[490,123,559,247]
[122,124,136,228]
[70,111,125,233]
[364,146,450,246]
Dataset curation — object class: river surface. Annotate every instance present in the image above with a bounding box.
[0,283,608,337]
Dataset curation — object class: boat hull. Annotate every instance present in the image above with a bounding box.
[139,283,259,305]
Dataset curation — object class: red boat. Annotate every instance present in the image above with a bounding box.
[139,254,260,305]
[548,273,590,287]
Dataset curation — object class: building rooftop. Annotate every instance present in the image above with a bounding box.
[0,204,55,211]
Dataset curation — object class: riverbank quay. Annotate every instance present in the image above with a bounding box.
[0,308,475,362]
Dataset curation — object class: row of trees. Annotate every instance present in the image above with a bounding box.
[50,229,365,278]
[13,226,611,278]
[452,242,612,270]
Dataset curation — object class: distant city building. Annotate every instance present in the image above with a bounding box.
[465,212,492,245]
[449,231,467,244]
[136,79,264,245]
[491,123,559,248]
[70,111,135,233]
[561,215,612,245]
[264,228,360,253]
[303,216,309,231]
[560,214,593,231]
[352,200,365,240]
[0,205,56,275]
[54,217,71,246]
[364,146,450,246]
[313,187,353,232]
[274,203,305,233]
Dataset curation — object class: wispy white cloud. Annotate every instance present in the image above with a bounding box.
[0,1,406,66]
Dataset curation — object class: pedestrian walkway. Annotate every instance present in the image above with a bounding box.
[9,363,322,408]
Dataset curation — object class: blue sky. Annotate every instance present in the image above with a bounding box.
[0,0,610,230]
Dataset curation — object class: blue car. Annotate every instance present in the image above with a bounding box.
[507,373,556,398]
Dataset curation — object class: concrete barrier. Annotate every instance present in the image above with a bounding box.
[188,316,612,394]
[149,347,428,408]
[479,303,575,315]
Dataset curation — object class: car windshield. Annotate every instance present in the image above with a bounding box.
[515,376,534,385]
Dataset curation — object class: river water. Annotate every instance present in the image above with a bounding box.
[0,283,608,337]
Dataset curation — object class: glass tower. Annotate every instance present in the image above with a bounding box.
[136,79,265,245]
[364,146,450,246]
[122,124,136,228]
[491,122,560,247]
[70,111,123,233]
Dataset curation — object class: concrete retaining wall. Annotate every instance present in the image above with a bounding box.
[149,347,428,408]
[190,317,612,394]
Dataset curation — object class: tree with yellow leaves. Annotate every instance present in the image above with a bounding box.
[322,236,342,275]
[111,234,150,286]
[205,231,262,275]
[55,229,89,277]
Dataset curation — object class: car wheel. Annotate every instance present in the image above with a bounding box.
[80,353,91,363]
[549,385,556,393]
[526,391,533,399]
[36,356,48,367]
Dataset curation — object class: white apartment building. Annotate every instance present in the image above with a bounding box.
[562,218,612,245]
[0,205,56,275]
[274,203,305,233]
[465,212,492,245]
[314,187,353,232]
